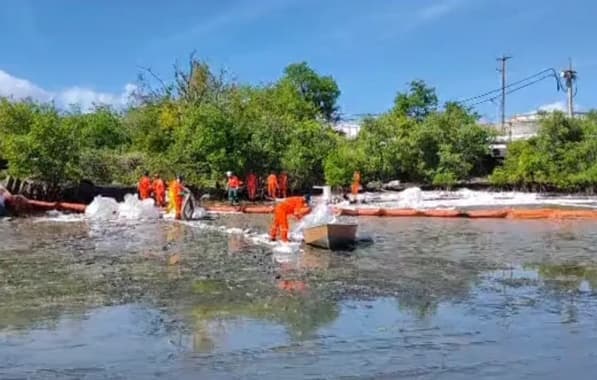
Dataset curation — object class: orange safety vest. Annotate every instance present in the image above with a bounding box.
[138,176,152,199]
[228,176,240,189]
[153,179,165,195]
[267,174,278,187]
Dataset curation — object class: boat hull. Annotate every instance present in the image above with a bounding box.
[303,223,358,250]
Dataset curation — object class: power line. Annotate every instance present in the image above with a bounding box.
[467,74,555,107]
[337,64,571,123]
[458,68,562,104]
[504,75,555,96]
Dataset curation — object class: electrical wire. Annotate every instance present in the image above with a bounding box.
[458,69,549,103]
[458,68,564,104]
[467,74,555,107]
[337,68,570,121]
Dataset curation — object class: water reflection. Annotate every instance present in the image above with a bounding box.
[189,278,339,347]
[535,263,597,291]
[3,215,597,378]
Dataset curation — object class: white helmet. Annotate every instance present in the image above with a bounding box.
[226,171,232,177]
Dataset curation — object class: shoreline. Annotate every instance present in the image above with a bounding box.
[4,175,597,205]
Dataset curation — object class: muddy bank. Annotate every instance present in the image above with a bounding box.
[5,173,597,211]
[1,176,227,204]
[2,176,135,203]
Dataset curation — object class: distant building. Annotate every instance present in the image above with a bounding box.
[486,111,588,159]
[333,120,361,139]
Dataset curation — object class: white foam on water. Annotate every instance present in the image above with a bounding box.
[350,187,597,210]
[162,212,176,220]
[85,194,160,221]
[272,241,302,255]
[117,194,161,220]
[34,210,85,223]
[272,242,302,263]
[579,280,592,293]
[85,195,119,220]
[180,218,304,255]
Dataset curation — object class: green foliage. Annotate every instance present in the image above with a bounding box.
[282,121,337,190]
[1,104,81,184]
[393,80,438,121]
[9,57,580,194]
[489,111,597,191]
[432,171,458,187]
[324,140,365,187]
[323,84,491,186]
[282,62,340,122]
[0,98,40,135]
[66,106,129,150]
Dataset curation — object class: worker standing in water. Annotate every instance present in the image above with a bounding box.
[171,176,187,220]
[138,171,153,200]
[267,172,278,200]
[278,172,288,198]
[269,195,311,242]
[351,171,361,201]
[226,171,241,205]
[152,174,166,207]
[246,173,257,201]
[166,178,176,214]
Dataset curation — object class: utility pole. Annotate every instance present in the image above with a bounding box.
[497,55,512,134]
[561,58,577,118]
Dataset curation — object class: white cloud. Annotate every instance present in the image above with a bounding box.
[416,0,467,22]
[0,69,136,112]
[0,69,52,102]
[537,101,566,112]
[478,116,491,125]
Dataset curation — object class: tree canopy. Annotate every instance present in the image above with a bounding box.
[2,56,590,193]
[490,111,597,192]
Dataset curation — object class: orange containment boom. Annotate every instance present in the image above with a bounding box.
[465,209,510,218]
[10,196,597,220]
[203,205,597,220]
[7,197,87,214]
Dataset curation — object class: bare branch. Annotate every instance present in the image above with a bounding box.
[136,65,168,93]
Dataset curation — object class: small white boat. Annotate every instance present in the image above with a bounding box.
[303,223,358,250]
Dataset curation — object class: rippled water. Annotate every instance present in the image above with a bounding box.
[1,214,597,379]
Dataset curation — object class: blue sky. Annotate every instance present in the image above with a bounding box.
[1,0,596,121]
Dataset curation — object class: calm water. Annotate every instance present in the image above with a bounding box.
[1,214,597,379]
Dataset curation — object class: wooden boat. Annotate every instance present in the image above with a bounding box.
[303,223,358,250]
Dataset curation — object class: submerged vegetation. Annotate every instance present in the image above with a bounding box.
[0,55,594,192]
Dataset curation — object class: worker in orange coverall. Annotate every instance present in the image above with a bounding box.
[267,173,278,200]
[170,176,187,220]
[152,174,166,207]
[351,171,361,198]
[278,172,288,198]
[246,173,258,201]
[138,171,153,200]
[269,195,311,242]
